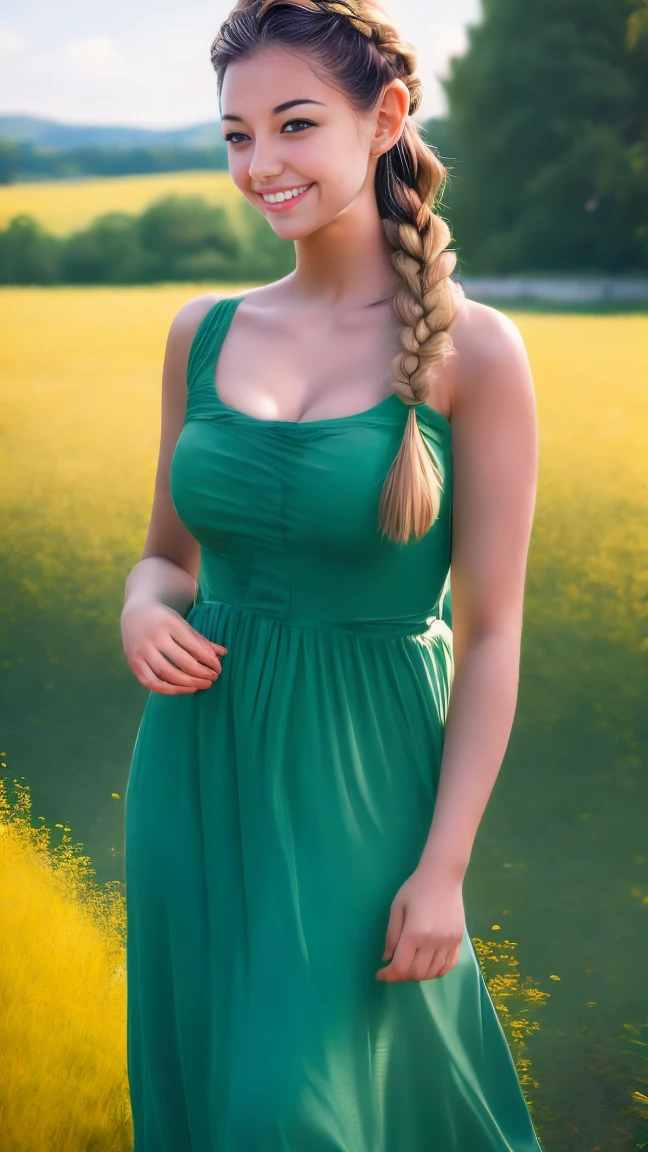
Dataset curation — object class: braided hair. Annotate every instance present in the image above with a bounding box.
[210,0,463,544]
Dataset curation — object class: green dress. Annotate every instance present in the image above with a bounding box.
[125,295,545,1151]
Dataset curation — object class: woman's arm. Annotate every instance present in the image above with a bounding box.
[121,292,229,693]
[377,300,538,983]
[418,302,538,882]
[122,292,222,618]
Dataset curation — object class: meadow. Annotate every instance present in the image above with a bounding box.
[1,284,647,1150]
[0,170,243,234]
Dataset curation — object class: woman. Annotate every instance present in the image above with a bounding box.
[122,0,544,1148]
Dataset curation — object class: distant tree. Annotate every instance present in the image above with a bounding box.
[442,0,648,273]
[0,140,20,184]
[0,215,62,284]
[60,212,144,284]
[234,198,296,281]
[136,195,241,280]
[2,142,229,183]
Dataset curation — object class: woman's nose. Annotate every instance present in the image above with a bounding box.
[248,139,283,182]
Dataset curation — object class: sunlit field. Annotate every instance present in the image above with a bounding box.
[0,170,243,234]
[1,285,647,1150]
[0,781,133,1152]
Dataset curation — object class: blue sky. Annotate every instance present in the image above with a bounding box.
[0,0,481,127]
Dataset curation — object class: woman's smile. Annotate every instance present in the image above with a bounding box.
[255,182,314,210]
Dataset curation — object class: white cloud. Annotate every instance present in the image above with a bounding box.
[416,25,471,118]
[0,27,26,56]
[0,34,219,127]
[62,36,129,80]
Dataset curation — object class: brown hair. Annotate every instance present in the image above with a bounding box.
[210,0,463,543]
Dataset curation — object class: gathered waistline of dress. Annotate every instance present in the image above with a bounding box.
[189,595,449,641]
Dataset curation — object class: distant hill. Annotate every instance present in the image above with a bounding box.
[0,114,224,150]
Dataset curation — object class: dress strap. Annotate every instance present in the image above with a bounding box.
[186,296,243,393]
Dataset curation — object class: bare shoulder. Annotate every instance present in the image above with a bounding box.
[162,289,251,382]
[447,296,536,424]
[167,291,227,348]
[449,296,529,365]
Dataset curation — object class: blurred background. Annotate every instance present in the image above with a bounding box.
[1,1,647,1150]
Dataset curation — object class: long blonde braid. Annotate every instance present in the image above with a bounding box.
[213,0,463,543]
[330,0,462,543]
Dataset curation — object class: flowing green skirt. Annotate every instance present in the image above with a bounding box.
[125,599,545,1151]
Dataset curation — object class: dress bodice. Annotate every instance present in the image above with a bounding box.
[169,296,453,633]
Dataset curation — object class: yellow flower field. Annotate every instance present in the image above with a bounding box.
[0,170,243,234]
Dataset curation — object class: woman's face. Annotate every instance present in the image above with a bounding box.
[219,44,398,240]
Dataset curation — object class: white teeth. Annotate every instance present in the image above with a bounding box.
[261,184,309,203]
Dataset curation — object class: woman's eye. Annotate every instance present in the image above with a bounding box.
[282,118,315,133]
[223,132,249,145]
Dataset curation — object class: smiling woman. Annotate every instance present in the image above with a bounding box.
[122,1,544,1149]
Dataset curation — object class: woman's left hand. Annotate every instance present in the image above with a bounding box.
[376,864,466,982]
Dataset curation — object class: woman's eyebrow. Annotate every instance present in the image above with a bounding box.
[221,98,326,122]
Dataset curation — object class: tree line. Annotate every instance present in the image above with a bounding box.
[0,140,229,184]
[0,195,296,286]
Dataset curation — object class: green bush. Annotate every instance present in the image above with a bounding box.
[0,194,297,285]
[0,215,62,284]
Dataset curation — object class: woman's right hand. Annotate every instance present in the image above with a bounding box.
[121,600,228,695]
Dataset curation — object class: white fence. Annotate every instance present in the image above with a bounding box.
[458,276,648,302]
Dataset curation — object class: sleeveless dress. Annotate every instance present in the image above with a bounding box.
[124,295,545,1151]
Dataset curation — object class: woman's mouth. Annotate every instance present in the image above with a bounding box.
[255,183,313,212]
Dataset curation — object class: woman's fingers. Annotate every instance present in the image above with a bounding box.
[145,647,216,689]
[381,898,405,961]
[377,903,464,982]
[122,601,230,693]
[422,948,453,981]
[135,628,229,693]
[171,623,227,672]
[435,944,462,978]
[409,946,439,983]
[377,940,459,983]
[137,658,201,694]
[138,623,230,692]
[162,634,224,680]
[376,870,466,983]
[376,930,418,982]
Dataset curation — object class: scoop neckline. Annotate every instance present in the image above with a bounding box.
[209,294,452,436]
